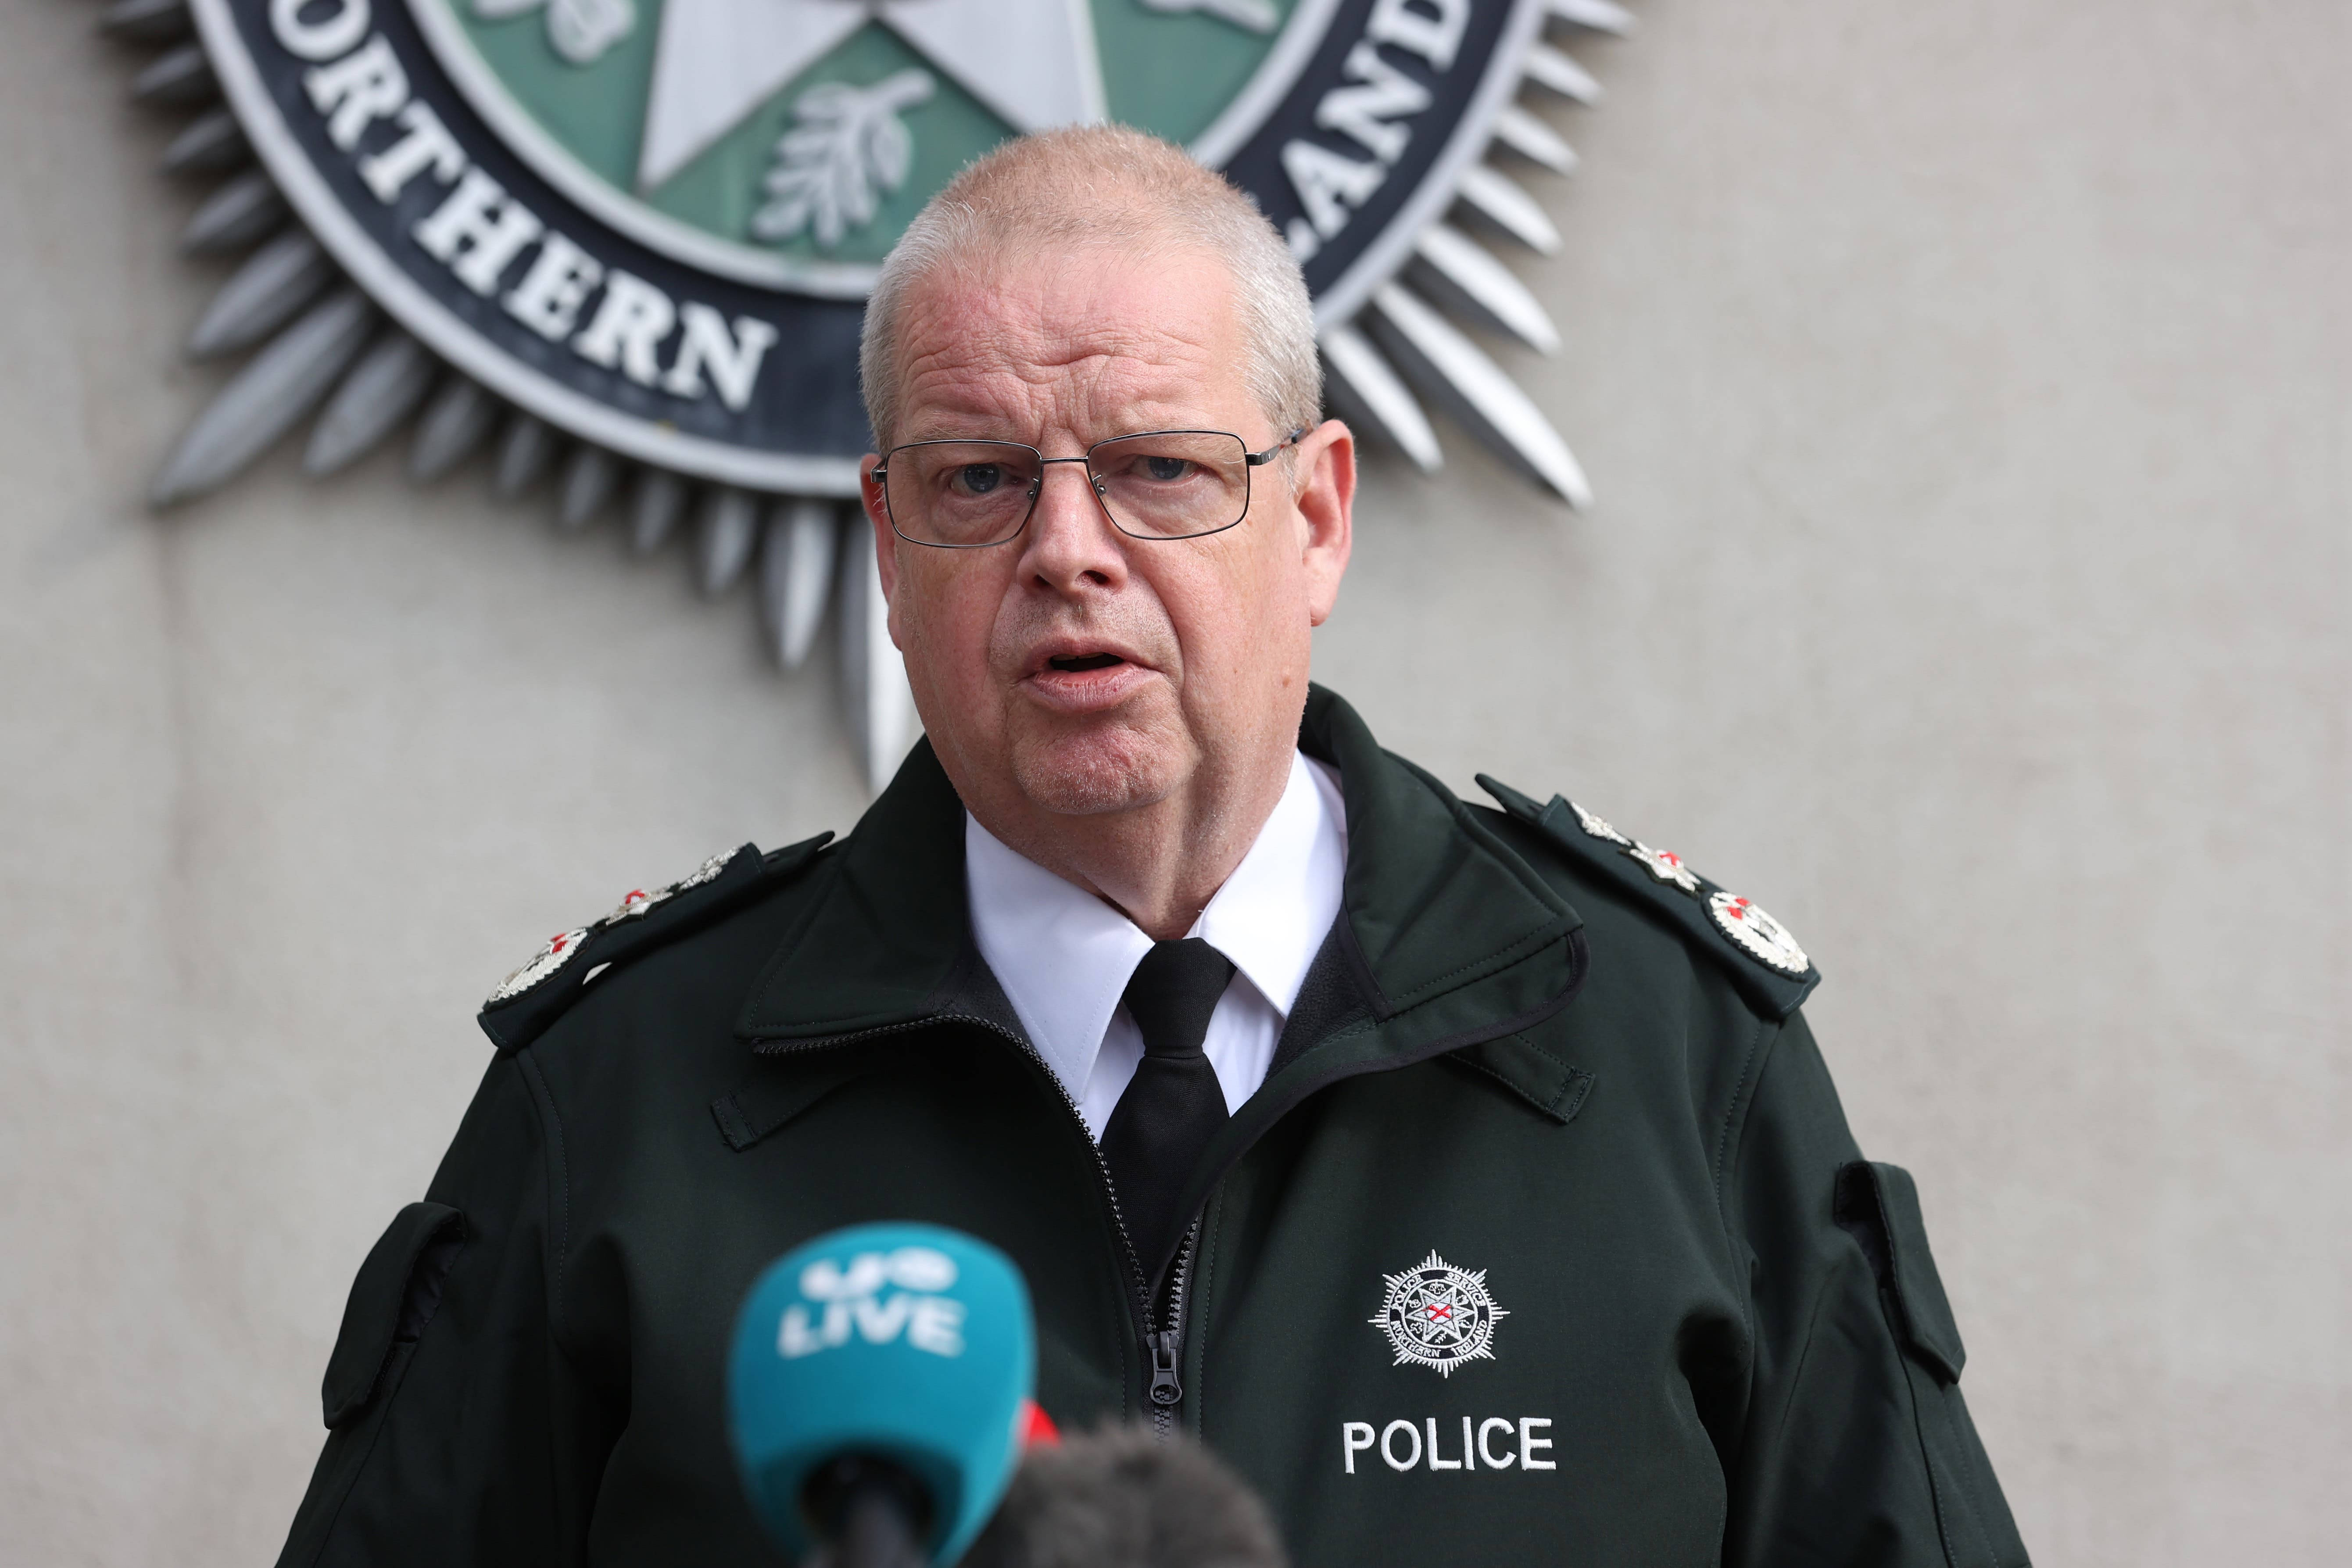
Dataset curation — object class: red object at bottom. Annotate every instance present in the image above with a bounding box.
[1016,1399,1060,1448]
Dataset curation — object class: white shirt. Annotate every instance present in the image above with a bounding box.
[964,752,1348,1138]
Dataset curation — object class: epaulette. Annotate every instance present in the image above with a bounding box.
[476,834,834,1053]
[1476,774,1820,1020]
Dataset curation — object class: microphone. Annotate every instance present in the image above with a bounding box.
[727,1222,1037,1568]
[961,1423,1288,1568]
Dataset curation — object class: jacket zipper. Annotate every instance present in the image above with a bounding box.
[760,1013,1173,1413]
[1147,1220,1199,1438]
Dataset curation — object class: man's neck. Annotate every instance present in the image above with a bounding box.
[970,752,1295,941]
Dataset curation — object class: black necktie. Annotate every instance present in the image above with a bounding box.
[1099,938,1236,1275]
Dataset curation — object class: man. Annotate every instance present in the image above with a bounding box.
[277,128,2027,1567]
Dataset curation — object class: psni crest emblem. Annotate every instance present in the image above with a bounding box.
[1370,1249,1507,1375]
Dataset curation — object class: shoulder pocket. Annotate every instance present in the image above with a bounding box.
[1835,1160,1965,1380]
[322,1202,466,1428]
[1834,1161,2030,1567]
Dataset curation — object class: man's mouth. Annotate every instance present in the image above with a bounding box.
[1024,644,1150,713]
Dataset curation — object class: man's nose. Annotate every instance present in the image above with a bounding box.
[1020,459,1128,590]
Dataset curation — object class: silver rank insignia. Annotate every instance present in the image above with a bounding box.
[602,850,730,924]
[488,926,591,1006]
[1570,799,1632,846]
[1627,841,1702,895]
[1370,1251,1508,1377]
[1708,891,1811,975]
[487,848,734,1005]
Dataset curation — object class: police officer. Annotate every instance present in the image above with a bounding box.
[277,126,2028,1568]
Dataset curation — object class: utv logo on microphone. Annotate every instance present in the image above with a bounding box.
[1370,1250,1507,1375]
[777,1244,967,1359]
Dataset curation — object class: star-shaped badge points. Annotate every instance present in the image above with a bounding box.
[637,0,1109,192]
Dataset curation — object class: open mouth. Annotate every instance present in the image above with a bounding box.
[1047,652,1124,672]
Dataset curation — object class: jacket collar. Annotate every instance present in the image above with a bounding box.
[736,686,1584,1063]
[735,726,971,1042]
[1295,687,1578,1025]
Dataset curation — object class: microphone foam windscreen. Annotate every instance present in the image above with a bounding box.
[960,1423,1288,1568]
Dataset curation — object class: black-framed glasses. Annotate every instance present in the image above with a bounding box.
[870,429,1305,549]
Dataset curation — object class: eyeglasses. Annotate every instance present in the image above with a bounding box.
[870,429,1305,549]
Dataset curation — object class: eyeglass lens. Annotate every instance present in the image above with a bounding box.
[884,431,1253,547]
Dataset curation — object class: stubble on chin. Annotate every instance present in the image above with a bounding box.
[1007,709,1187,817]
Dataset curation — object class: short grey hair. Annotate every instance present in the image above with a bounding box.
[859,125,1321,452]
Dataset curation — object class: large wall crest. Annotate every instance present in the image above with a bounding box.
[106,0,1633,784]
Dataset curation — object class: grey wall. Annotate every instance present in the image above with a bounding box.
[4,0,2345,1562]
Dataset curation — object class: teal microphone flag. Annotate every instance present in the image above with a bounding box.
[727,1222,1036,1565]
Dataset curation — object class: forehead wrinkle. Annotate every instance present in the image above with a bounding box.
[892,254,1244,441]
[898,316,1232,443]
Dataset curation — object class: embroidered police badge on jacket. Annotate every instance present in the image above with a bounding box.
[1370,1251,1508,1376]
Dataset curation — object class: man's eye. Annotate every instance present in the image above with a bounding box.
[953,464,1005,495]
[1139,455,1195,482]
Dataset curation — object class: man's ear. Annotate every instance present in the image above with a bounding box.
[1294,418,1355,627]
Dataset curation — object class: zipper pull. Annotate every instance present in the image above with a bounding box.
[1147,1329,1183,1407]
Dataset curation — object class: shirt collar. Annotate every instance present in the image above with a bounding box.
[964,750,1348,1099]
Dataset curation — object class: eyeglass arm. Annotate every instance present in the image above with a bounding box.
[1243,430,1309,467]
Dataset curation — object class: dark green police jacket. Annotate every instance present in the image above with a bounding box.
[279,687,2027,1568]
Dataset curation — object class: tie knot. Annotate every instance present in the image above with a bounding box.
[1122,938,1235,1060]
